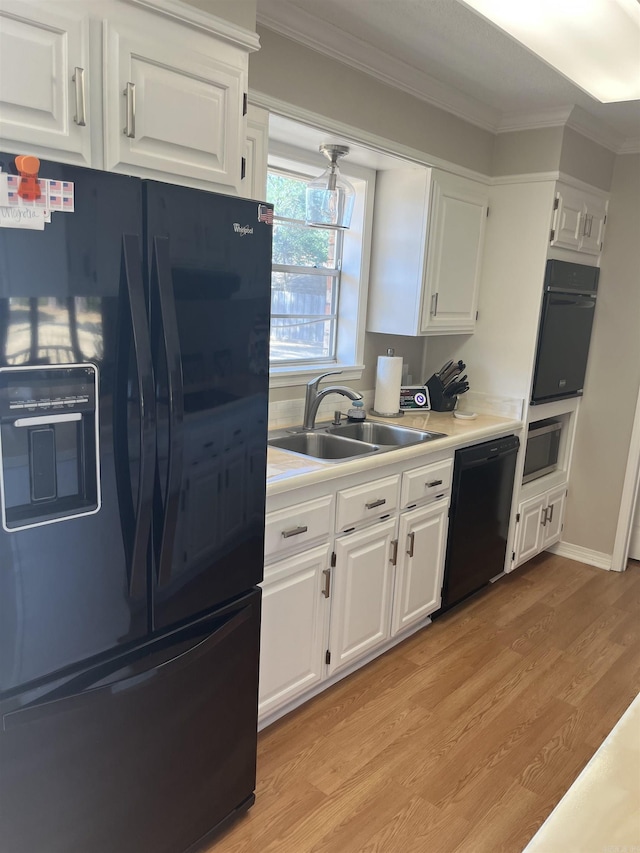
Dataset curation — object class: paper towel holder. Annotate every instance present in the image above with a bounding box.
[372,348,405,417]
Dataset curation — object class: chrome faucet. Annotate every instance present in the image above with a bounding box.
[302,371,363,430]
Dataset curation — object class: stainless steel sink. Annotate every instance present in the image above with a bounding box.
[268,430,379,462]
[327,421,445,447]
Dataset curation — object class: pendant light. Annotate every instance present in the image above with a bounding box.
[305,144,355,230]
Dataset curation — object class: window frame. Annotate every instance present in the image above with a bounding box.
[268,168,344,367]
[267,141,375,388]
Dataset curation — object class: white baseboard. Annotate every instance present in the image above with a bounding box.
[548,541,612,571]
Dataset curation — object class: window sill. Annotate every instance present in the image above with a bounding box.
[269,363,365,389]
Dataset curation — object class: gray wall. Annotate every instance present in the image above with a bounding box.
[559,126,616,191]
[251,26,495,176]
[492,127,564,177]
[563,154,640,556]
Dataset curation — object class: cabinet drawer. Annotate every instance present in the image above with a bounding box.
[336,475,399,532]
[401,458,453,508]
[264,495,334,560]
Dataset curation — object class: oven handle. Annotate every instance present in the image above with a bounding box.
[121,234,156,599]
[152,236,184,589]
[547,294,596,308]
[14,413,81,427]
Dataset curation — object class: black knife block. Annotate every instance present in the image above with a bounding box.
[426,375,457,412]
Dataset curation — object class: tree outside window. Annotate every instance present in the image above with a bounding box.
[267,170,342,365]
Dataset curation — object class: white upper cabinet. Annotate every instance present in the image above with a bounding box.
[241,104,269,201]
[550,182,608,255]
[367,167,488,336]
[0,1,93,165]
[103,12,246,190]
[0,0,258,193]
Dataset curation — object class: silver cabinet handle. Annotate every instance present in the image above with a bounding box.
[426,479,443,488]
[583,214,593,238]
[123,82,136,138]
[547,503,554,524]
[365,498,386,510]
[431,292,439,316]
[541,507,548,526]
[72,67,86,126]
[281,525,308,539]
[407,531,415,557]
[322,569,331,598]
[390,539,398,566]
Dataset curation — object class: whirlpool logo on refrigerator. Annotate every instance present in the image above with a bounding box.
[233,223,254,236]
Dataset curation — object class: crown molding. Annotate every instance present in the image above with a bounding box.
[497,107,574,133]
[256,2,500,133]
[618,138,640,155]
[491,171,560,186]
[125,0,261,50]
[257,1,639,156]
[564,105,625,154]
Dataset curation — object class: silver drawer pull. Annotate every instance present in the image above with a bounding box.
[407,531,415,558]
[282,525,308,539]
[322,569,331,598]
[426,479,443,488]
[123,82,136,138]
[72,67,86,126]
[365,498,386,510]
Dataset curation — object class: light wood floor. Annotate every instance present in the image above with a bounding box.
[211,553,640,853]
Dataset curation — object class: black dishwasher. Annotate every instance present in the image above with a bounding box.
[438,435,519,613]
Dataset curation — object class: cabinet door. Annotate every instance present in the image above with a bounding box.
[328,518,396,676]
[421,170,488,335]
[580,195,607,255]
[514,494,546,567]
[103,23,244,189]
[392,500,448,635]
[259,545,330,718]
[551,185,584,251]
[241,104,268,201]
[551,184,608,255]
[541,485,566,549]
[0,1,92,165]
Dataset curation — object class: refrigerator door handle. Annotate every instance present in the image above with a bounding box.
[152,236,184,588]
[3,603,253,730]
[121,234,156,598]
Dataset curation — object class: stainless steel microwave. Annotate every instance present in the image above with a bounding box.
[523,420,561,484]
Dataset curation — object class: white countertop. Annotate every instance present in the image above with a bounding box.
[267,410,523,496]
[523,691,640,852]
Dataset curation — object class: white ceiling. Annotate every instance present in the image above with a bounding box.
[256,0,640,153]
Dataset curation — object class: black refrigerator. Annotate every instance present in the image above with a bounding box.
[0,155,273,853]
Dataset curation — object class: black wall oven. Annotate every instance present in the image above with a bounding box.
[531,260,599,404]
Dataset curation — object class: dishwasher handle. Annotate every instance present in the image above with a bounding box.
[455,436,520,470]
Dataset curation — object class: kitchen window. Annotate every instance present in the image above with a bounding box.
[266,142,374,388]
[267,168,342,365]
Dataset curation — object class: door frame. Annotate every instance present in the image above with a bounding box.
[612,379,640,570]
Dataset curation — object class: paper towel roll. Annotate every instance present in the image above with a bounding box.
[374,354,403,415]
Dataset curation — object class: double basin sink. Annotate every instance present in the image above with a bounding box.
[268,420,445,462]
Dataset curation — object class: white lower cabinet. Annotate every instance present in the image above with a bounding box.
[258,544,330,718]
[259,450,455,725]
[327,518,397,677]
[392,499,449,635]
[514,483,567,567]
